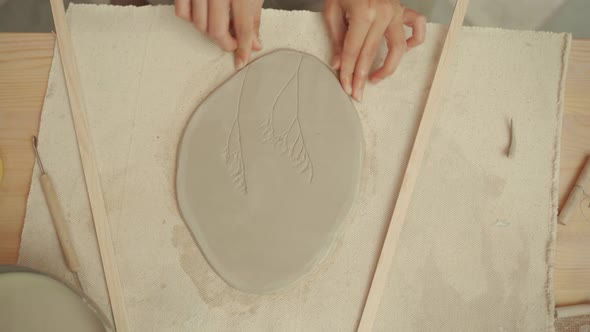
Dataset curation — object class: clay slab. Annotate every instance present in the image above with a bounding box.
[176,50,364,293]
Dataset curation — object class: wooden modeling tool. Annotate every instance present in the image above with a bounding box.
[356,0,470,330]
[556,304,590,319]
[33,136,83,291]
[559,155,590,225]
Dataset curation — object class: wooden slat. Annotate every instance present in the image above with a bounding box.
[356,1,470,330]
[48,1,129,330]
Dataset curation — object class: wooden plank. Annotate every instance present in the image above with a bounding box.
[356,1,470,330]
[0,33,54,264]
[554,39,590,307]
[558,40,590,204]
[48,1,129,330]
[558,156,590,225]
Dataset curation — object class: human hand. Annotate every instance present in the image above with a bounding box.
[324,0,426,100]
[175,0,264,69]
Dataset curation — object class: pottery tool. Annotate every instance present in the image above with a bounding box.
[33,136,83,291]
[356,0,470,330]
[556,304,590,319]
[559,155,590,225]
[49,0,129,330]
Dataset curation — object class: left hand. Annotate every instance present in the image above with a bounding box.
[175,0,264,69]
[323,0,426,101]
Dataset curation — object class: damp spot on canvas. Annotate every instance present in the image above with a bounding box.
[411,227,530,331]
[171,225,261,316]
[493,219,511,227]
[484,175,506,198]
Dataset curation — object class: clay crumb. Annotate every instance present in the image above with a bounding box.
[507,118,516,158]
[494,219,511,227]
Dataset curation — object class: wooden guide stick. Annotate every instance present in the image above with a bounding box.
[356,1,470,330]
[48,1,129,330]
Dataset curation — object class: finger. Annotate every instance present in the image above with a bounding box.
[340,8,373,96]
[175,0,192,21]
[208,0,237,52]
[352,11,392,101]
[252,0,263,51]
[403,8,426,49]
[323,0,346,70]
[369,22,406,84]
[191,0,207,32]
[232,0,255,69]
[253,35,263,51]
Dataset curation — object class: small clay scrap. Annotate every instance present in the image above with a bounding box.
[176,50,364,293]
[507,118,516,158]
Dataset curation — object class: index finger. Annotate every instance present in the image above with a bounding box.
[231,0,255,69]
[339,11,373,95]
[352,16,390,101]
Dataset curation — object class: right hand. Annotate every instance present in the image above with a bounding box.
[175,0,264,69]
[324,0,426,101]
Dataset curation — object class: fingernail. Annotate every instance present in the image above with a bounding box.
[236,58,245,69]
[370,77,382,84]
[254,37,263,51]
[352,87,362,101]
[331,56,340,70]
[343,80,352,95]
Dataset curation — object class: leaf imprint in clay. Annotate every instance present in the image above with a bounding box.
[176,50,364,293]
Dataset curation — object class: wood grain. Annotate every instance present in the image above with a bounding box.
[357,0,469,330]
[48,0,129,330]
[558,156,590,225]
[0,34,588,308]
[0,33,54,264]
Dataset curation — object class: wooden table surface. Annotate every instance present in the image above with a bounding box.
[0,33,589,306]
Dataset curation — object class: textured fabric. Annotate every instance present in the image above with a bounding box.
[458,0,569,30]
[18,5,570,331]
[146,0,324,11]
[263,0,323,11]
[556,314,590,332]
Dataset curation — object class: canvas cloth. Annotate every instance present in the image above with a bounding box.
[457,0,569,30]
[18,4,571,331]
[556,314,590,332]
